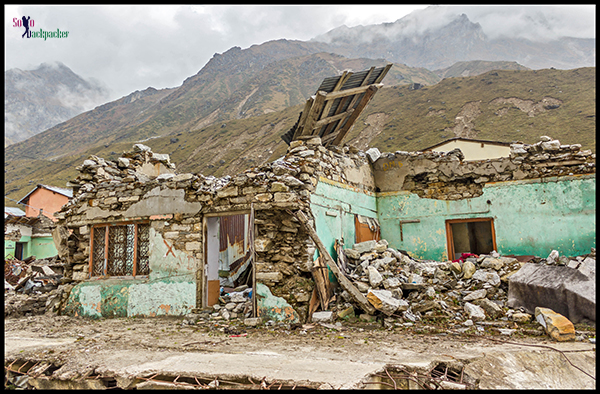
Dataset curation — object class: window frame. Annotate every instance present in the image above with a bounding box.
[89,221,150,279]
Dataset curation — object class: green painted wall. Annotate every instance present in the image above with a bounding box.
[5,235,58,260]
[310,177,378,259]
[378,175,596,261]
[29,236,59,259]
[64,227,197,318]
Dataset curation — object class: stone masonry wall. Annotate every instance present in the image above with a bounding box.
[372,136,595,199]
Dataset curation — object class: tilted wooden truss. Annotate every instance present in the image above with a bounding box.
[281,64,391,147]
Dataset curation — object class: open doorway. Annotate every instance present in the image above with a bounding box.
[204,212,254,308]
[446,218,496,260]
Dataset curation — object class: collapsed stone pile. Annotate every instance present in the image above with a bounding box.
[327,239,595,334]
[5,256,65,318]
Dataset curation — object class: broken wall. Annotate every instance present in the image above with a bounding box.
[374,138,595,261]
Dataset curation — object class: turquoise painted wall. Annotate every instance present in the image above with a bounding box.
[65,227,197,318]
[29,236,59,259]
[5,235,58,260]
[310,177,378,259]
[378,175,596,261]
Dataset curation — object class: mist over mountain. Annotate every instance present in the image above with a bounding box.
[311,7,595,71]
[4,62,110,147]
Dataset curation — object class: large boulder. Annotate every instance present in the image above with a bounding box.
[508,263,595,323]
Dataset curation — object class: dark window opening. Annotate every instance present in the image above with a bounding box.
[90,222,150,277]
[446,218,496,260]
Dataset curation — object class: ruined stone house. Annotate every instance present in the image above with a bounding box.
[53,66,596,323]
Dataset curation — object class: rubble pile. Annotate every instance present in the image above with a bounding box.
[183,285,254,325]
[5,256,65,318]
[327,239,595,334]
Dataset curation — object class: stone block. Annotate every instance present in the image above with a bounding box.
[312,311,334,323]
[472,298,503,319]
[353,240,377,254]
[256,272,283,282]
[464,302,486,321]
[367,266,383,288]
[471,269,501,286]
[244,317,261,327]
[185,241,200,251]
[508,263,595,323]
[535,307,575,341]
[462,261,476,279]
[463,289,487,301]
[367,289,402,316]
[274,192,296,202]
[270,182,289,192]
[216,187,238,198]
[511,312,532,323]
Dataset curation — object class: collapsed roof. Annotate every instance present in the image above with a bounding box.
[282,64,391,147]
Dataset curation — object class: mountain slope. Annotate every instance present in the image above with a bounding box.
[4,67,594,206]
[312,11,594,71]
[4,62,110,147]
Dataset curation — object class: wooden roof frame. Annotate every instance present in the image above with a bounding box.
[282,64,392,147]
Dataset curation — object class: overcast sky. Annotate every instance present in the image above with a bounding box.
[4,5,596,104]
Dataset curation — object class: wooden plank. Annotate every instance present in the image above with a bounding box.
[311,256,330,310]
[299,91,327,137]
[289,209,376,314]
[308,288,320,316]
[335,239,348,274]
[373,63,393,84]
[323,83,383,101]
[313,108,354,130]
[320,71,352,119]
[291,96,314,140]
[330,85,379,147]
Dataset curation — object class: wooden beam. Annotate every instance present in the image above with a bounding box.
[323,83,383,101]
[320,71,352,120]
[374,63,393,84]
[292,96,314,140]
[289,209,376,314]
[311,256,330,310]
[329,84,379,147]
[299,91,327,137]
[313,108,354,130]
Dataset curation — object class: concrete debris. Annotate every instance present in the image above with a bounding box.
[535,307,576,342]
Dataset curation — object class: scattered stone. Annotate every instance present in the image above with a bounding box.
[535,307,576,342]
[367,289,401,316]
[464,302,486,321]
[511,312,532,323]
[312,311,334,323]
[463,289,487,301]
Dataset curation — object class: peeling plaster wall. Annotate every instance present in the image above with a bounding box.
[378,175,596,261]
[64,227,197,318]
[310,177,378,259]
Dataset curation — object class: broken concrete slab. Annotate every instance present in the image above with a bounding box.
[508,263,595,323]
[535,307,576,342]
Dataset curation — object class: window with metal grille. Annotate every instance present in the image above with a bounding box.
[90,222,150,277]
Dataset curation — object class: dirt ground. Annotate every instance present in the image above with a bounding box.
[4,313,596,389]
